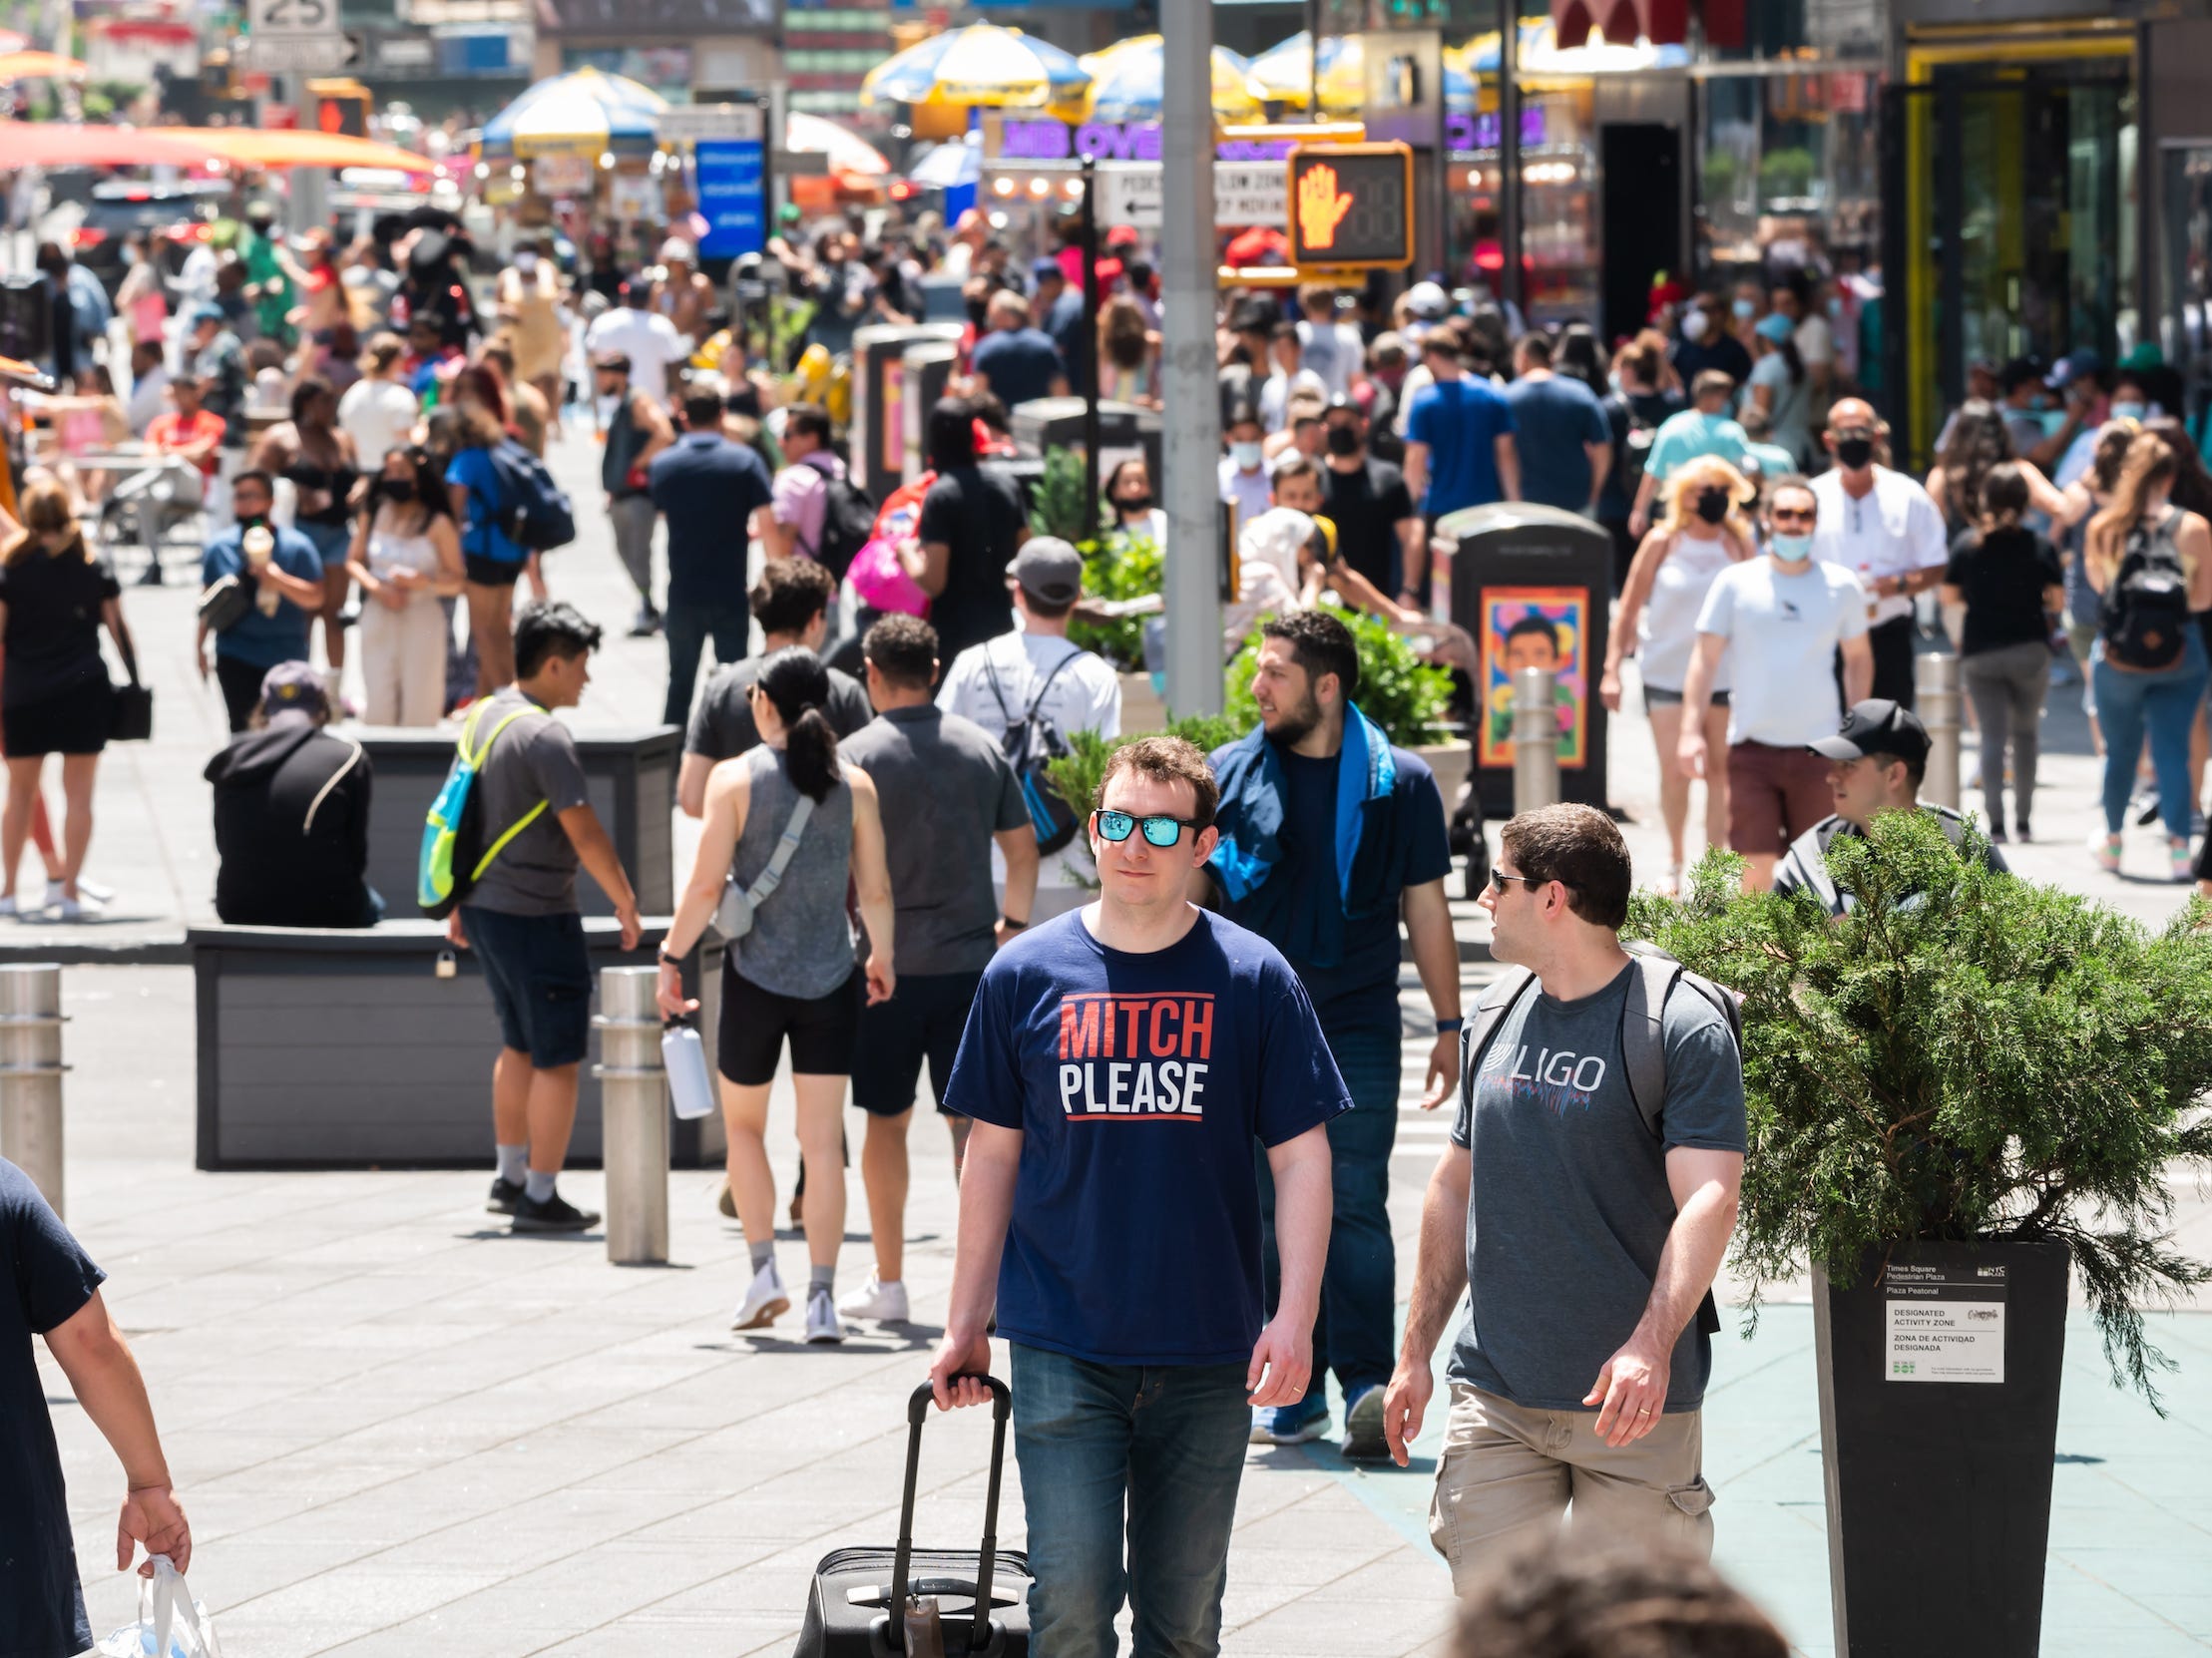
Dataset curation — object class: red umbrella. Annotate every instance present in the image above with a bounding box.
[0,124,218,170]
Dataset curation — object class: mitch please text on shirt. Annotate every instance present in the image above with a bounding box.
[1057,992,1214,1119]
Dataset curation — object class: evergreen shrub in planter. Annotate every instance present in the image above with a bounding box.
[1629,814,2212,1658]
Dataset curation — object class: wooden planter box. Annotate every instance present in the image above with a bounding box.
[191,919,724,1171]
[354,724,679,921]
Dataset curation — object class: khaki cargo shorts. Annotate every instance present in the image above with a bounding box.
[1427,1382,1715,1595]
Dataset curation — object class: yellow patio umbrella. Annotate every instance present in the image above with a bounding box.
[0,49,89,80]
[1078,34,1260,123]
[860,23,1092,116]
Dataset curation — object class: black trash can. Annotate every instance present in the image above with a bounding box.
[1436,503,1616,820]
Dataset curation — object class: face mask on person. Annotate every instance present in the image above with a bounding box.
[1834,436,1876,470]
[1732,298,1758,320]
[2110,400,2147,423]
[1693,488,1730,525]
[516,250,538,274]
[1325,424,1362,457]
[1115,492,1152,516]
[1826,294,1844,318]
[377,476,417,504]
[1230,440,1263,471]
[1680,309,1710,341]
[965,298,989,327]
[1771,531,1814,563]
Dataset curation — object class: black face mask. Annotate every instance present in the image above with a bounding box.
[1324,425,1362,457]
[1115,493,1152,515]
[1835,436,1876,470]
[1693,488,1730,525]
[965,299,989,327]
[377,477,417,505]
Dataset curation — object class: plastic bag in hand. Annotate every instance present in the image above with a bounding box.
[86,1555,222,1658]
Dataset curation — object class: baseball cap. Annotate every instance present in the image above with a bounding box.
[2118,341,2165,373]
[1754,312,1794,344]
[1010,537,1084,607]
[1105,223,1140,249]
[1808,698,1931,767]
[259,661,329,721]
[1403,280,1450,320]
[187,302,224,326]
[2046,348,2104,389]
[1031,256,1065,284]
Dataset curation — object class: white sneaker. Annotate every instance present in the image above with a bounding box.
[48,878,114,908]
[837,1272,909,1323]
[57,893,106,923]
[805,1287,845,1345]
[731,1260,790,1330]
[0,895,17,918]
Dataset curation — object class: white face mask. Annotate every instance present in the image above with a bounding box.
[515,250,538,274]
[1681,310,1710,341]
[1230,441,1263,471]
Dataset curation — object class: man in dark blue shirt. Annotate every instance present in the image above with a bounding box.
[1206,610,1463,1459]
[2,1158,194,1658]
[649,388,775,727]
[970,290,1068,411]
[1506,332,1612,514]
[197,468,326,733]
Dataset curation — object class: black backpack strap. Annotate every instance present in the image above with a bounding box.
[1459,966,1539,1116]
[981,647,1016,728]
[1023,645,1084,723]
[1620,951,1682,1140]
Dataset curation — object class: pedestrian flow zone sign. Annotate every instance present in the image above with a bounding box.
[1286,143,1415,270]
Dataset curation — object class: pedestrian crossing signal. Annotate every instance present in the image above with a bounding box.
[1286,143,1414,270]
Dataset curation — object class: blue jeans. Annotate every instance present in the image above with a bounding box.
[2093,631,2209,839]
[1010,1344,1251,1658]
[664,599,749,728]
[1257,1015,1400,1407]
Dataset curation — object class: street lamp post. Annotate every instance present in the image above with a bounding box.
[1160,0,1222,715]
[1080,149,1102,544]
[1498,0,1524,314]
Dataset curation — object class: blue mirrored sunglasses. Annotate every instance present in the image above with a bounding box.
[1094,809,1204,848]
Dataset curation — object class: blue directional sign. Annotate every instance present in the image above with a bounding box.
[695,138,765,259]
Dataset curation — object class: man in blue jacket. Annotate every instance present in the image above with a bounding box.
[197,469,326,732]
[1203,609,1464,1457]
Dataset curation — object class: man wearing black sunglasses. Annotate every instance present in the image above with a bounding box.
[929,736,1346,1658]
[1204,609,1461,1459]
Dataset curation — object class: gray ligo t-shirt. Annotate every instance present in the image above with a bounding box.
[464,688,594,917]
[839,704,1028,978]
[685,657,874,761]
[1449,960,1746,1413]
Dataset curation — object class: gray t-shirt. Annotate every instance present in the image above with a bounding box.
[1449,960,1746,1413]
[464,688,593,917]
[840,704,1028,978]
[685,657,874,761]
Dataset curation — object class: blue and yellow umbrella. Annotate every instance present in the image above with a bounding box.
[480,67,666,160]
[1079,35,1259,124]
[860,23,1092,112]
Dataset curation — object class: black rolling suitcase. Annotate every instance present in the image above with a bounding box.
[793,1376,1031,1658]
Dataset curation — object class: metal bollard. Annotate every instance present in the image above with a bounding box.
[593,966,668,1266]
[1917,652,1963,810]
[0,965,66,1217]
[1513,666,1561,814]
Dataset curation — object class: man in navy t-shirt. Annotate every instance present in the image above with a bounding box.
[969,290,1068,411]
[649,387,775,728]
[1204,610,1461,1460]
[1506,332,1612,514]
[931,737,1345,1658]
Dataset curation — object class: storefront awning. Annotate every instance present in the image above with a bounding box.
[1548,0,1742,51]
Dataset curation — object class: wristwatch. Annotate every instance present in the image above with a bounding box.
[1435,1016,1465,1035]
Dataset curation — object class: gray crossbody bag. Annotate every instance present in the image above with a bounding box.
[715,793,815,940]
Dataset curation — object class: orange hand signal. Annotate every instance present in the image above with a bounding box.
[1296,163,1356,252]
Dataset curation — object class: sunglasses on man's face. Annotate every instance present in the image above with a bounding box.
[1769,507,1816,526]
[1094,809,1204,848]
[1488,868,1548,895]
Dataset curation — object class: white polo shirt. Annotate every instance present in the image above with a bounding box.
[1810,465,1950,625]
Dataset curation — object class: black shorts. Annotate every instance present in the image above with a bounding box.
[850,970,985,1117]
[460,905,592,1068]
[465,554,526,587]
[1641,685,1731,709]
[718,956,862,1085]
[2,684,112,757]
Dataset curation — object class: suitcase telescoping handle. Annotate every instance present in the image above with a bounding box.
[891,1376,1012,1654]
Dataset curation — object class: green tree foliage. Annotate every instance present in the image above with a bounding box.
[1225,605,1453,750]
[1027,445,1098,545]
[1628,812,2212,1408]
[1066,529,1160,672]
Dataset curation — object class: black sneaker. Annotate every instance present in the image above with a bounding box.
[486,1176,526,1215]
[2014,819,2032,845]
[1988,823,2008,844]
[511,1191,601,1233]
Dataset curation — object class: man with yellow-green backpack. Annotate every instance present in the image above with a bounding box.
[442,602,643,1233]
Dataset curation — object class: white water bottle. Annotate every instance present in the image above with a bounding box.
[663,1020,715,1120]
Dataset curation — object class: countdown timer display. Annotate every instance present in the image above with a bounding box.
[1285,143,1416,270]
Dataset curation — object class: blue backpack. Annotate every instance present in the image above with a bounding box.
[463,438,576,560]
[418,698,550,918]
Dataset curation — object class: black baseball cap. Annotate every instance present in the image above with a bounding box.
[1808,698,1931,766]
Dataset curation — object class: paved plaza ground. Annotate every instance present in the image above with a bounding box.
[23,429,2212,1654]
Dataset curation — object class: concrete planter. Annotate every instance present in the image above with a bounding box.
[1118,670,1168,735]
[1415,738,1473,813]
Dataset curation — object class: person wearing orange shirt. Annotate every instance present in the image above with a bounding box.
[133,374,223,586]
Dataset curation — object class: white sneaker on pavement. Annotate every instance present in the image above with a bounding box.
[44,878,113,909]
[58,893,106,923]
[836,1272,909,1323]
[731,1260,790,1330]
[805,1287,845,1345]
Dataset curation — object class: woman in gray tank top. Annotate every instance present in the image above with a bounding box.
[656,646,895,1345]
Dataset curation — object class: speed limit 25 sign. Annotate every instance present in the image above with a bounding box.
[1285,143,1416,271]
[249,0,338,38]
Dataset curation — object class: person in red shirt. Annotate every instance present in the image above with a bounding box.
[130,374,222,584]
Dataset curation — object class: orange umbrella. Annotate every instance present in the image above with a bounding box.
[0,50,89,80]
[0,123,218,169]
[178,129,443,175]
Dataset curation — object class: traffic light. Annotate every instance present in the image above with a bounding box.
[1286,143,1415,269]
[308,77,369,138]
